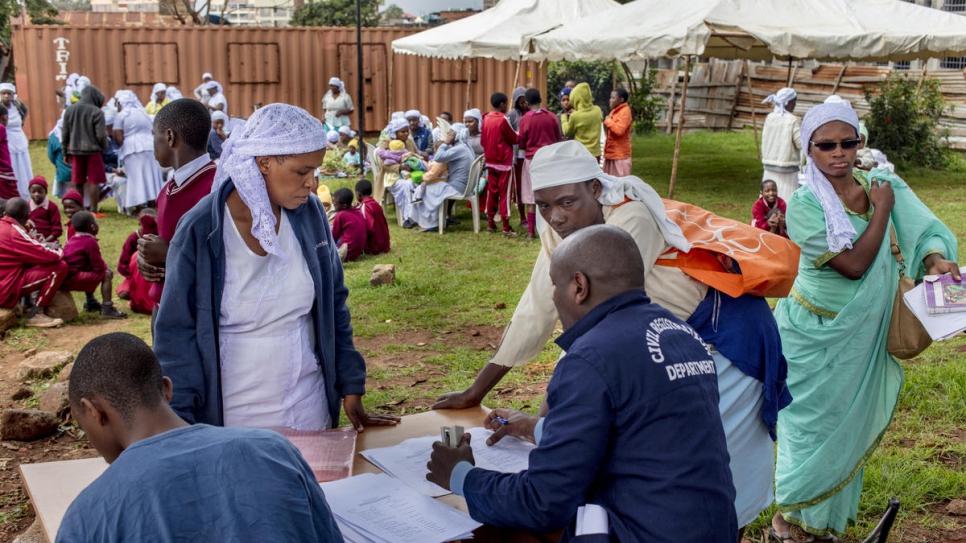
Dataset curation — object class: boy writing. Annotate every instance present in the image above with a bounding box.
[27,177,62,243]
[57,332,344,542]
[481,92,518,236]
[330,188,367,262]
[61,211,127,319]
[355,179,390,255]
[0,198,66,328]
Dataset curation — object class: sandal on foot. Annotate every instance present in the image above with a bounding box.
[768,526,813,543]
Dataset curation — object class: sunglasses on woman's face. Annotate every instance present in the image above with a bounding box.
[809,139,862,152]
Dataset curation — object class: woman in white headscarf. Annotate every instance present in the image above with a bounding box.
[374,118,418,203]
[770,102,959,540]
[193,72,215,105]
[321,77,353,131]
[114,90,164,211]
[462,108,484,157]
[145,82,170,116]
[154,103,399,433]
[0,83,33,199]
[407,123,476,232]
[760,86,802,204]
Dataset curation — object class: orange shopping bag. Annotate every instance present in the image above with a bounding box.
[656,200,801,298]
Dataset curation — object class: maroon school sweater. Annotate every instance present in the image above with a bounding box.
[330,207,367,262]
[151,160,217,303]
[62,232,106,278]
[28,201,63,241]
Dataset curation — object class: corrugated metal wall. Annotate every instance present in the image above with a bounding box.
[11,24,546,140]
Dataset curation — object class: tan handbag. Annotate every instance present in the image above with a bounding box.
[886,225,933,359]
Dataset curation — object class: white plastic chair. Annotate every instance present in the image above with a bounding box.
[438,155,484,235]
[366,142,404,227]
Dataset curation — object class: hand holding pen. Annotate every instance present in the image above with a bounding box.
[483,408,540,446]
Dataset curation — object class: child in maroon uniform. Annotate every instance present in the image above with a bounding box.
[27,177,62,243]
[517,88,563,239]
[354,179,390,255]
[481,92,518,236]
[0,198,65,328]
[117,210,157,315]
[61,211,126,319]
[751,179,787,238]
[330,188,367,262]
[0,107,17,199]
[138,99,216,311]
[61,188,83,241]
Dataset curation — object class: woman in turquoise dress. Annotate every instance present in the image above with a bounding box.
[770,102,960,540]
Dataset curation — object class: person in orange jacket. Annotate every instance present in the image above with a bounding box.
[603,88,633,177]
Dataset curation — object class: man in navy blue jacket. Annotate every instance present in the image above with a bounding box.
[427,225,737,542]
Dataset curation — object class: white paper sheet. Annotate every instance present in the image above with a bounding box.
[320,472,480,543]
[904,281,966,341]
[360,427,536,497]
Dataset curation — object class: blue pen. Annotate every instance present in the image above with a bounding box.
[494,416,509,425]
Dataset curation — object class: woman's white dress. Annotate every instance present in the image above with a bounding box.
[8,105,32,198]
[116,108,164,208]
[219,207,329,430]
[322,91,353,130]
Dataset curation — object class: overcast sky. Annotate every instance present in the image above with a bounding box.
[384,0,482,16]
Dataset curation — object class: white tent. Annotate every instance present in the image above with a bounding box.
[529,0,966,62]
[391,0,621,61]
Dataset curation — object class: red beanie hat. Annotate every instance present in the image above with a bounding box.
[62,189,83,204]
[28,176,47,190]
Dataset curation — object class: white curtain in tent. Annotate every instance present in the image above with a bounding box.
[391,0,621,60]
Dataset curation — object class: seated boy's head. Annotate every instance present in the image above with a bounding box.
[71,210,99,236]
[760,180,778,204]
[28,177,48,206]
[3,197,29,226]
[317,184,332,211]
[153,99,211,168]
[62,189,84,219]
[389,140,405,152]
[332,188,354,211]
[347,144,357,154]
[69,333,172,463]
[355,179,373,199]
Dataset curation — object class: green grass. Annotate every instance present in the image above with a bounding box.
[12,132,966,541]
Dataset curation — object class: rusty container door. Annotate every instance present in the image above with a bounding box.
[337,42,388,135]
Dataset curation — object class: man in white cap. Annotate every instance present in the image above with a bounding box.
[405,109,432,157]
[761,86,802,203]
[193,72,214,105]
[434,140,791,542]
[0,83,32,199]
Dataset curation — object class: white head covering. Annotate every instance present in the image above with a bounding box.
[0,83,15,94]
[202,72,213,80]
[450,122,468,143]
[150,82,167,105]
[49,111,65,140]
[211,110,229,124]
[66,73,79,88]
[205,80,224,95]
[463,108,482,124]
[800,102,861,253]
[166,86,184,100]
[823,94,852,108]
[328,77,345,93]
[529,141,690,252]
[390,111,405,120]
[115,89,145,112]
[762,87,797,116]
[338,126,356,138]
[326,130,340,143]
[212,103,329,257]
[77,76,91,92]
[386,118,409,137]
[404,109,421,120]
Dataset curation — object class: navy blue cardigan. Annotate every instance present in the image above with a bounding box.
[154,179,367,427]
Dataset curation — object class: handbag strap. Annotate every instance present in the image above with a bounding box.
[889,223,907,276]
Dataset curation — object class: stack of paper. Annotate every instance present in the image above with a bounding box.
[320,472,481,543]
[361,427,535,497]
[904,282,966,340]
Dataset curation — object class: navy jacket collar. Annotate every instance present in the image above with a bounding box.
[555,290,651,352]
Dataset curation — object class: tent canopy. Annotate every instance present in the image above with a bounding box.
[529,0,966,63]
[391,0,621,61]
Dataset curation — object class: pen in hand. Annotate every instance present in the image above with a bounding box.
[493,417,509,425]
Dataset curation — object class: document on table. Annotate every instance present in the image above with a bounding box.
[361,427,536,497]
[320,472,481,543]
[904,282,966,340]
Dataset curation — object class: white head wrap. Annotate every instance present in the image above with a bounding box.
[77,76,91,92]
[212,103,329,257]
[823,94,852,108]
[66,73,79,88]
[0,83,15,94]
[328,77,345,93]
[211,110,228,124]
[202,72,213,80]
[166,86,184,100]
[327,130,340,143]
[390,111,405,120]
[338,126,356,138]
[450,122,468,143]
[115,89,144,112]
[463,108,482,124]
[386,118,409,137]
[404,109,421,120]
[205,80,224,95]
[800,102,861,253]
[529,141,690,252]
[762,87,797,116]
[150,82,167,105]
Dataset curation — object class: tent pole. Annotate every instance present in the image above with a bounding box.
[665,57,679,135]
[744,59,761,160]
[786,56,793,85]
[831,62,848,95]
[465,60,472,112]
[668,55,691,200]
[513,56,521,86]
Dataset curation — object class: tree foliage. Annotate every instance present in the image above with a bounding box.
[628,69,663,135]
[290,0,380,27]
[381,3,403,22]
[546,60,623,113]
[0,0,61,42]
[863,73,949,169]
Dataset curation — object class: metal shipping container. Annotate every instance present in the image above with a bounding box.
[11,24,546,140]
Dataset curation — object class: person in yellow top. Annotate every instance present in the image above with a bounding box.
[144,83,171,116]
[561,82,603,160]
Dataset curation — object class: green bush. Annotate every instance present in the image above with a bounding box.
[628,69,664,135]
[546,60,623,113]
[863,74,949,169]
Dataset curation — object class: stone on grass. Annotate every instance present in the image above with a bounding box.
[38,383,70,417]
[0,307,17,336]
[1,409,59,441]
[57,362,74,383]
[10,387,32,401]
[947,499,966,516]
[370,264,396,287]
[18,351,73,381]
[45,291,78,322]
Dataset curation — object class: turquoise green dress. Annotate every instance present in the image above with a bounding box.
[774,169,958,536]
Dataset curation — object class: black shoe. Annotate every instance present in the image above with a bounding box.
[446,218,460,226]
[100,304,128,320]
[402,219,417,229]
[83,299,102,312]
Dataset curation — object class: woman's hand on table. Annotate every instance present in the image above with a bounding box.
[483,408,539,446]
[343,394,400,432]
[924,253,962,280]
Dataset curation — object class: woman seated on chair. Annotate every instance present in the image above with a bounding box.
[406,123,476,233]
[373,118,418,203]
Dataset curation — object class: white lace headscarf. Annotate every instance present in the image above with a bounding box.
[450,122,468,143]
[212,103,329,257]
[328,77,346,93]
[115,90,145,112]
[529,140,691,252]
[762,87,797,116]
[385,118,408,137]
[166,86,184,100]
[800,102,861,253]
[338,126,356,138]
[149,82,167,105]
